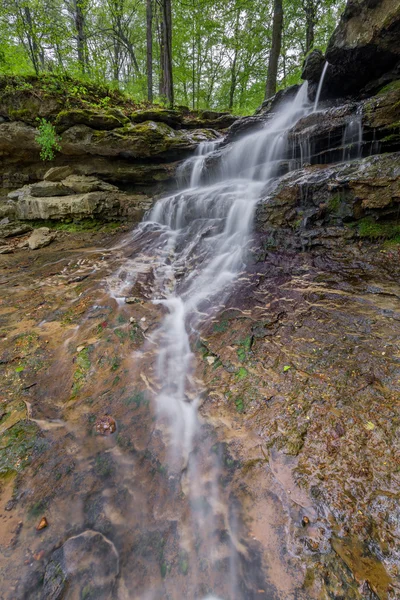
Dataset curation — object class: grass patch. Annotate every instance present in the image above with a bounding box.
[357,217,400,241]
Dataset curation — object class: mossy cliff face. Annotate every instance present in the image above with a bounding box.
[0,75,232,193]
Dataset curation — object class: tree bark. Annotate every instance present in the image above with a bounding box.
[73,0,87,73]
[146,0,153,102]
[305,0,316,54]
[160,0,173,107]
[229,9,240,111]
[22,4,40,74]
[265,0,283,100]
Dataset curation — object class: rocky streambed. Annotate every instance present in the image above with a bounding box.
[1,1,400,598]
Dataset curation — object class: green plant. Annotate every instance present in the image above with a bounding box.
[35,118,61,161]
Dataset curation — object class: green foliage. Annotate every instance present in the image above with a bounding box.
[0,0,344,114]
[35,118,61,161]
[357,217,400,241]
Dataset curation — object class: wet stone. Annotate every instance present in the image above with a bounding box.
[95,415,116,435]
[42,531,119,600]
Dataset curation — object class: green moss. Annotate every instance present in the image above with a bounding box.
[328,194,341,212]
[234,397,244,413]
[32,219,121,232]
[72,347,92,396]
[377,80,400,95]
[236,367,248,380]
[357,217,400,240]
[123,390,147,407]
[0,421,41,477]
[213,319,229,333]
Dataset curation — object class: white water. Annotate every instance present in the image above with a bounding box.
[108,83,313,599]
[313,61,329,112]
[342,112,363,161]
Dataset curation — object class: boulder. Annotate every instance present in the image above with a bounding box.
[301,49,325,84]
[27,227,56,250]
[11,179,152,222]
[325,0,400,95]
[61,175,118,194]
[55,108,129,132]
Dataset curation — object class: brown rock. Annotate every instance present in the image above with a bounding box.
[95,415,116,435]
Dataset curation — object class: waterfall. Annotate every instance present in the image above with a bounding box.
[108,83,313,599]
[342,112,363,161]
[313,61,329,112]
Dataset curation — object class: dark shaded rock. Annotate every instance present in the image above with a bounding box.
[255,84,301,116]
[301,49,325,83]
[325,0,400,96]
[256,152,400,238]
[223,116,266,146]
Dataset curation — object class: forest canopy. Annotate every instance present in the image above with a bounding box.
[0,0,345,114]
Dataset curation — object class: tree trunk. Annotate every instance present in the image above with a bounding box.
[23,5,40,75]
[146,0,153,102]
[160,0,173,107]
[265,0,283,100]
[305,0,316,54]
[229,9,240,111]
[74,0,87,73]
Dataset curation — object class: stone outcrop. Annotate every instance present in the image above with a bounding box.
[8,175,152,222]
[0,78,232,193]
[325,0,400,96]
[255,152,400,248]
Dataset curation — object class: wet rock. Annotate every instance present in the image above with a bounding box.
[256,152,400,238]
[301,49,325,84]
[95,415,116,435]
[42,530,119,600]
[255,84,301,115]
[44,165,74,182]
[28,227,56,250]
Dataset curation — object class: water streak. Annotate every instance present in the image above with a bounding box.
[313,61,329,112]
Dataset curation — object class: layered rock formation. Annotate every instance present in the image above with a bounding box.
[0,79,233,195]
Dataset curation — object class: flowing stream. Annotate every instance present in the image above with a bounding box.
[108,83,314,599]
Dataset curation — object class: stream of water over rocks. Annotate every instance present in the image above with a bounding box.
[1,70,400,600]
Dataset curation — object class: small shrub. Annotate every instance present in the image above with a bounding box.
[35,118,61,161]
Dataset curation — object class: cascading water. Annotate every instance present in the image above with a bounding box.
[108,83,313,599]
[342,112,363,161]
[313,61,329,112]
